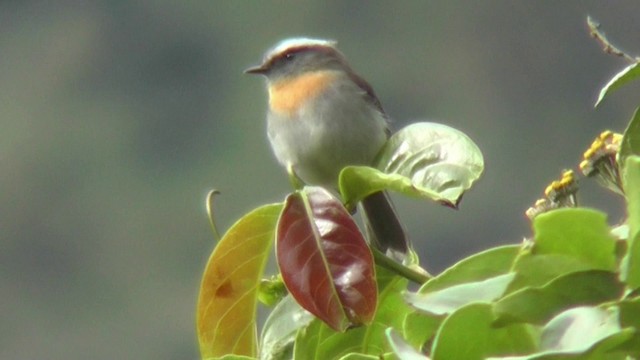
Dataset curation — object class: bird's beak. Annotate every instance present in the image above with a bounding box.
[244,64,268,75]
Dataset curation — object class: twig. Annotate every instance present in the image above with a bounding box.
[205,189,222,241]
[587,16,637,63]
[372,248,431,284]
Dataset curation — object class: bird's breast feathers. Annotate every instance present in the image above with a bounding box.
[267,71,337,116]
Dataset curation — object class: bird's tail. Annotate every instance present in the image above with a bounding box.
[360,191,411,262]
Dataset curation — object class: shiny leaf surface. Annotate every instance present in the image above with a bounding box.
[339,166,449,210]
[277,186,377,331]
[406,273,515,315]
[540,306,624,353]
[419,245,519,293]
[375,122,484,206]
[488,307,634,360]
[494,271,624,325]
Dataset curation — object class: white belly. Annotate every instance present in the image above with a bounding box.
[267,84,388,188]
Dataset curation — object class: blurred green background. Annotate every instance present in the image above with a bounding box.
[2,1,639,359]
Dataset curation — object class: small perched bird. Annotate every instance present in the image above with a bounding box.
[246,38,410,261]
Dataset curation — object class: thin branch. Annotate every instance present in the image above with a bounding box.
[372,248,431,284]
[205,189,222,241]
[587,16,637,63]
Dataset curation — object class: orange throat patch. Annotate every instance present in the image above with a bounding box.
[268,71,336,116]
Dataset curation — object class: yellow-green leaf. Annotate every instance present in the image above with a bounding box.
[197,203,282,358]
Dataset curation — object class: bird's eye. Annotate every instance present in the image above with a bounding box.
[284,52,296,60]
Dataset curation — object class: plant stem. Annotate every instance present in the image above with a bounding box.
[286,164,305,190]
[205,189,222,242]
[372,248,431,284]
[587,16,637,63]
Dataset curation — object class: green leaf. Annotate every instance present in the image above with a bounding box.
[488,306,635,360]
[402,311,442,350]
[339,166,450,210]
[618,297,640,329]
[197,203,282,358]
[623,156,640,289]
[403,246,519,348]
[507,254,594,293]
[532,208,617,271]
[277,187,377,331]
[386,328,431,360]
[618,107,640,166]
[510,208,619,293]
[419,245,520,293]
[340,122,483,209]
[494,271,624,325]
[259,295,314,360]
[617,297,640,353]
[293,269,412,359]
[431,303,537,360]
[337,353,381,360]
[406,273,515,315]
[595,62,640,107]
[540,306,623,353]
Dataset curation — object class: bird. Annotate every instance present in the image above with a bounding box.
[245,37,410,262]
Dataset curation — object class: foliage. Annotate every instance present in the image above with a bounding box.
[197,19,640,360]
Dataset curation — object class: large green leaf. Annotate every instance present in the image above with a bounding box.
[488,306,634,360]
[509,208,618,293]
[531,208,617,271]
[340,122,483,209]
[292,269,411,359]
[419,245,520,293]
[507,254,594,293]
[339,166,450,210]
[197,203,282,358]
[494,270,624,325]
[431,303,537,360]
[277,187,377,331]
[595,62,640,107]
[623,156,640,289]
[401,246,519,348]
[406,273,515,315]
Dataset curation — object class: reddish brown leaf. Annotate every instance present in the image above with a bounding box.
[276,186,377,331]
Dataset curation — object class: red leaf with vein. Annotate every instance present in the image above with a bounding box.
[277,186,377,331]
